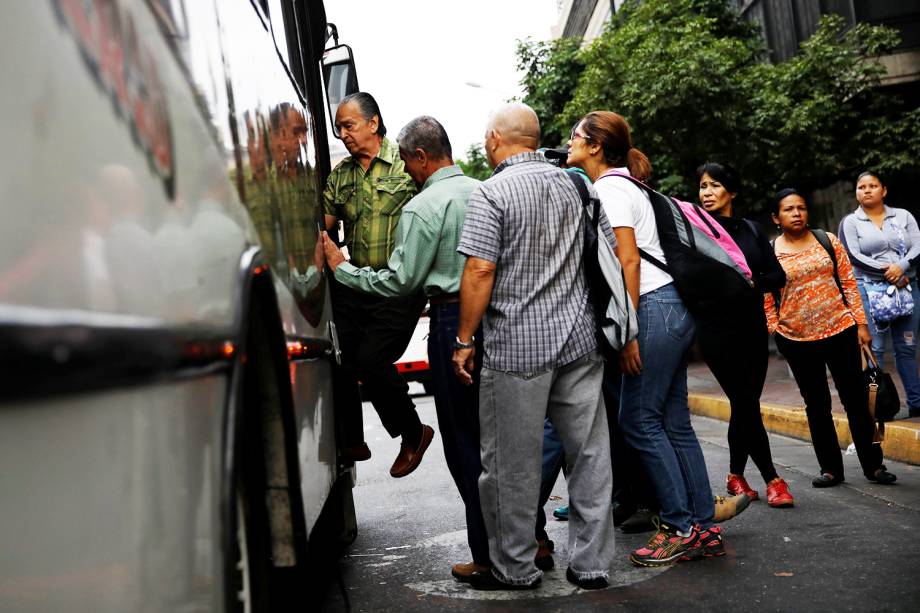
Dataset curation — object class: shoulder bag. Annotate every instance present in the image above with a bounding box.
[863,216,914,326]
[862,344,901,441]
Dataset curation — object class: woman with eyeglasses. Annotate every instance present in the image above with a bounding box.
[696,163,794,508]
[766,188,896,487]
[565,111,724,567]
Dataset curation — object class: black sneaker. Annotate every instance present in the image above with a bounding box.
[565,567,608,590]
[612,500,637,527]
[812,473,844,488]
[867,469,897,485]
[620,506,658,534]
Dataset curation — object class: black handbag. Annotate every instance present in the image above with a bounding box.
[862,345,900,440]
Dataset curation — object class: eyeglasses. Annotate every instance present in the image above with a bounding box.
[570,128,592,142]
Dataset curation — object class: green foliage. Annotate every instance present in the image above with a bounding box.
[561,0,766,202]
[517,0,919,213]
[456,143,492,181]
[745,16,901,197]
[516,37,585,148]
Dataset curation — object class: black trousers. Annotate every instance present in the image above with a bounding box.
[331,280,426,445]
[775,326,884,479]
[697,300,778,483]
[603,359,656,508]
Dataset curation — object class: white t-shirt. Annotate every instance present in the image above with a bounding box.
[595,168,673,296]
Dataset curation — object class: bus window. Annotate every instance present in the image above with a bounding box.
[267,103,326,327]
[221,0,326,327]
[268,0,295,69]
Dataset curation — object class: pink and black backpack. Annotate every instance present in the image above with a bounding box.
[601,171,755,317]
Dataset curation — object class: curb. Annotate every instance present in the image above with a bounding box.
[688,393,920,467]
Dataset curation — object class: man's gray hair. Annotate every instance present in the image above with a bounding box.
[397,116,453,161]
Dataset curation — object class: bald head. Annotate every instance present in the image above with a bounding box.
[487,103,540,149]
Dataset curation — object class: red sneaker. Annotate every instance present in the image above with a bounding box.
[629,523,702,567]
[766,477,794,507]
[726,473,759,501]
[681,525,724,560]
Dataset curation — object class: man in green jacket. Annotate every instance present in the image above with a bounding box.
[323,116,489,578]
[323,93,429,477]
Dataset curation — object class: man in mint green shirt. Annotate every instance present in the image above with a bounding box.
[322,116,490,581]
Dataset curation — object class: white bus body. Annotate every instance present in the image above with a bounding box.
[0,1,353,610]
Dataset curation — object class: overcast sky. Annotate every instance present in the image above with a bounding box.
[324,0,559,160]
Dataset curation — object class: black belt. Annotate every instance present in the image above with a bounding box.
[429,293,460,305]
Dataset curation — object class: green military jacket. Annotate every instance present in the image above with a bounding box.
[323,137,417,270]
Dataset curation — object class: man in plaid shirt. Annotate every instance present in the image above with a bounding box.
[453,103,615,591]
[323,93,428,477]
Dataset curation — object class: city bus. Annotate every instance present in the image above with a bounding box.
[0,1,359,610]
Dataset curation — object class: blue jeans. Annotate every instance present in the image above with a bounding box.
[857,279,920,411]
[619,283,714,533]
[427,302,489,565]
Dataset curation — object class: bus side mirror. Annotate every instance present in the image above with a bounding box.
[322,43,359,139]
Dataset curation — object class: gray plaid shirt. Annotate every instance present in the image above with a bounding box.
[458,152,612,372]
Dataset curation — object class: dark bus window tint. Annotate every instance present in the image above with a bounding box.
[267,104,325,326]
[220,0,326,327]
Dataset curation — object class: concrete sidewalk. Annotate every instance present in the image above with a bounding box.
[687,353,920,466]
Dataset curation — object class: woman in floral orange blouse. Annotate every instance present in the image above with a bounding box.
[765,189,896,487]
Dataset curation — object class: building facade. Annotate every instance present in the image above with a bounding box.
[553,0,619,42]
[737,0,920,102]
[736,0,920,222]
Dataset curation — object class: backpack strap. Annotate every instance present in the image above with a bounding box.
[770,237,782,310]
[566,170,599,226]
[599,171,674,273]
[638,248,670,273]
[566,170,592,211]
[566,170,602,278]
[770,230,847,309]
[811,228,848,307]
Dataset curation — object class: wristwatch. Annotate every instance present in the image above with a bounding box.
[453,336,475,350]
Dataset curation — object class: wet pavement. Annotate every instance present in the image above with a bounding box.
[320,391,920,612]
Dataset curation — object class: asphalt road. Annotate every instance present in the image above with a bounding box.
[321,390,920,612]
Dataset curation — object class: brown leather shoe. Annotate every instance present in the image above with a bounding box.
[389,425,434,478]
[451,561,490,582]
[339,442,371,463]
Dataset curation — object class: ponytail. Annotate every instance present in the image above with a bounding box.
[580,111,653,182]
[626,148,652,183]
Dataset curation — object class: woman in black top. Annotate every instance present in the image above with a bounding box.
[696,162,794,508]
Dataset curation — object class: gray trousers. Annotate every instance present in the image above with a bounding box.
[478,351,614,585]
